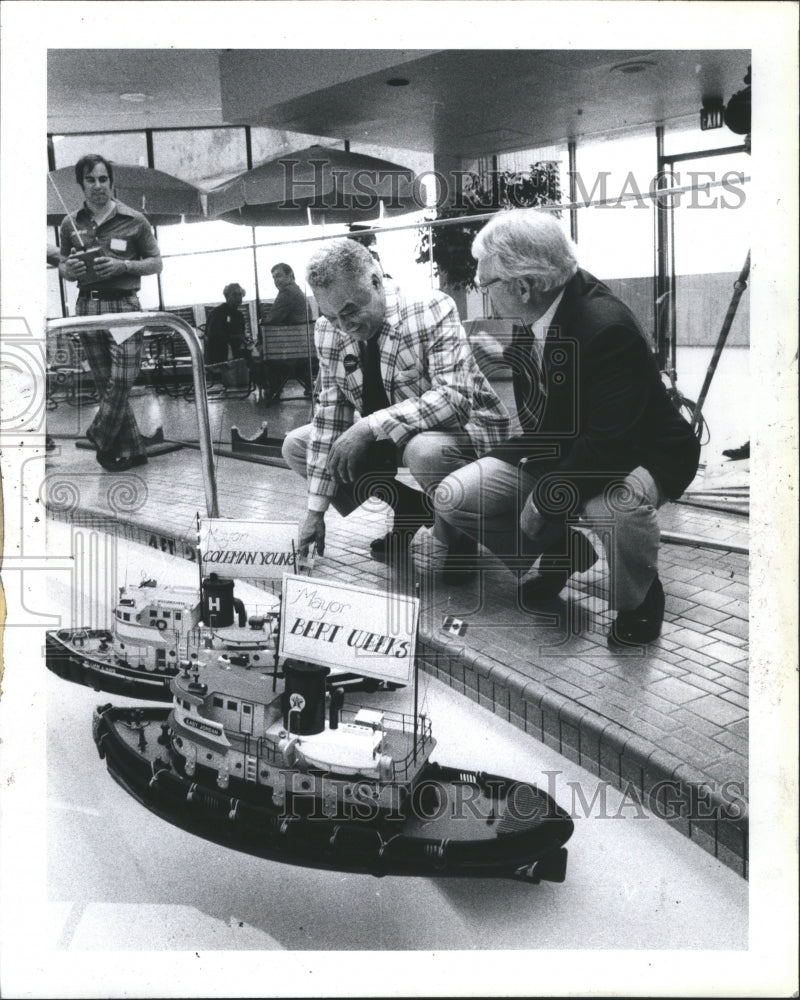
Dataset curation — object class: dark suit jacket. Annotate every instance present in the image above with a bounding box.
[205,303,248,364]
[263,281,310,326]
[490,269,700,515]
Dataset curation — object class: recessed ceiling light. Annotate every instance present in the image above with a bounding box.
[610,60,656,75]
[119,92,150,103]
[386,77,410,87]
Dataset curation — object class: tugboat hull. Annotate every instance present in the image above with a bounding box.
[93,705,574,883]
[46,631,173,702]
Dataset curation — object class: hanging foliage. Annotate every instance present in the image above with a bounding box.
[416,162,563,290]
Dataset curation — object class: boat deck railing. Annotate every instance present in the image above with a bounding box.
[222,709,434,780]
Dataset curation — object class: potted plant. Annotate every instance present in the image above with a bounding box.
[416,161,563,291]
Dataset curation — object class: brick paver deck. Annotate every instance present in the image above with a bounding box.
[44,438,749,877]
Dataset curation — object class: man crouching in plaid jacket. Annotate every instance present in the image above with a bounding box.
[282,238,509,565]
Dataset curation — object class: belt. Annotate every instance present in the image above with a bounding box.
[78,288,138,301]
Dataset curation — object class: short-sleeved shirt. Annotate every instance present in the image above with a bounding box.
[58,200,161,294]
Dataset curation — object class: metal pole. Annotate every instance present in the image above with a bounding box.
[654,126,673,373]
[47,313,220,517]
[690,252,750,434]
[568,141,578,244]
[145,129,165,312]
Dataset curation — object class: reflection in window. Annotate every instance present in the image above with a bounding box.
[152,128,247,188]
[52,133,148,171]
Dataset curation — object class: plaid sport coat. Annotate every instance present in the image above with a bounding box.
[306,281,510,507]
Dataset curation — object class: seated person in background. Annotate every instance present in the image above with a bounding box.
[204,283,249,364]
[262,263,311,326]
[424,209,700,647]
[282,238,509,563]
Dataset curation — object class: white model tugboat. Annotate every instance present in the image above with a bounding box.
[91,576,574,882]
[46,573,278,702]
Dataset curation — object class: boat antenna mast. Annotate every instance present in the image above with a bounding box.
[196,512,205,624]
[413,581,420,763]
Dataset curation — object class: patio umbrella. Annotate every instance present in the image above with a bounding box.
[47,164,207,227]
[206,145,419,226]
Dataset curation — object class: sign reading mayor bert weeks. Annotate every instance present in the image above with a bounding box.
[199,520,298,580]
[279,575,419,687]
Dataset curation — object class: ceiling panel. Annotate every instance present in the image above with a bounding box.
[48,48,750,158]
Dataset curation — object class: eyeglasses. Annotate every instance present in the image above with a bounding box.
[476,276,506,291]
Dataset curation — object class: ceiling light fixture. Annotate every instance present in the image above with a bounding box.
[610,59,656,75]
[119,92,150,103]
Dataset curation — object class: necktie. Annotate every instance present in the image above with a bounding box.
[510,323,547,430]
[359,335,390,416]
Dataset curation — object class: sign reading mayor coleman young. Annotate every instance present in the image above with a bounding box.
[279,575,419,687]
[198,520,298,580]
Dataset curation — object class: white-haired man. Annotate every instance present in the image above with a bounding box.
[425,209,701,646]
[282,238,509,562]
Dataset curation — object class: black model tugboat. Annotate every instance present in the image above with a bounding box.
[92,625,575,883]
[47,574,278,702]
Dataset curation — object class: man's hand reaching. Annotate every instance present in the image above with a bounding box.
[298,510,326,557]
[326,420,375,485]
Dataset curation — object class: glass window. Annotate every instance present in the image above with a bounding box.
[570,130,659,338]
[157,220,255,311]
[663,113,750,158]
[151,128,247,187]
[250,127,333,167]
[52,132,148,170]
[227,700,238,711]
[572,130,657,281]
[213,697,224,708]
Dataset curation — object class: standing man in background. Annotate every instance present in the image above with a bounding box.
[59,153,163,472]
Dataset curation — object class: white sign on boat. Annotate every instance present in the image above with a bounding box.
[198,520,298,580]
[279,575,419,687]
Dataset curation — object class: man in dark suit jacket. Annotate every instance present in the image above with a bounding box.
[262,263,311,326]
[426,209,700,646]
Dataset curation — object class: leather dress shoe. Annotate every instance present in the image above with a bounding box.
[519,533,599,608]
[94,448,121,471]
[99,453,148,473]
[441,534,479,585]
[370,528,418,563]
[607,575,665,647]
[142,427,164,446]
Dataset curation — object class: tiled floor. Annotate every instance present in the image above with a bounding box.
[45,395,749,877]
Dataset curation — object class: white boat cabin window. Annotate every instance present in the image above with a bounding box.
[213,696,224,708]
[174,612,182,622]
[227,700,238,711]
